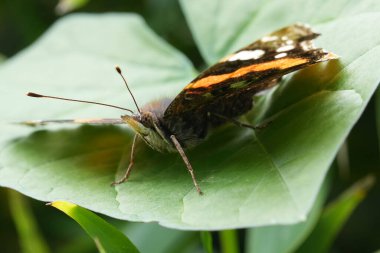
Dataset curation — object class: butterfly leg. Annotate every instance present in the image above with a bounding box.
[170,135,203,195]
[211,112,269,130]
[111,134,138,186]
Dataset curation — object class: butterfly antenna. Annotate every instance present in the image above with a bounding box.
[115,66,141,114]
[27,92,134,114]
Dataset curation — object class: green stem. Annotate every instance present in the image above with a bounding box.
[7,190,50,253]
[200,231,213,253]
[220,230,239,253]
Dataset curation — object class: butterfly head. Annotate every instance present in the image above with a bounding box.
[121,114,150,136]
[121,112,174,153]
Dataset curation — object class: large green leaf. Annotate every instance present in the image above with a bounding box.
[0,13,195,221]
[1,0,380,230]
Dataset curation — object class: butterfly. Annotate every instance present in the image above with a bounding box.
[25,23,338,195]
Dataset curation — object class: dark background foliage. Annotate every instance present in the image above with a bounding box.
[0,0,379,252]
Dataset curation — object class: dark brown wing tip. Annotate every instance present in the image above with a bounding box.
[322,51,340,61]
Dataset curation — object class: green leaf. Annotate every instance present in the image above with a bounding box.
[8,190,50,253]
[297,175,375,253]
[1,0,380,230]
[51,201,140,253]
[246,177,329,253]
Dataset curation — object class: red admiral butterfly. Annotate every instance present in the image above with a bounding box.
[25,23,338,195]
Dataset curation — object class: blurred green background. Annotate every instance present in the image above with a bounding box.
[0,0,203,64]
[0,0,379,252]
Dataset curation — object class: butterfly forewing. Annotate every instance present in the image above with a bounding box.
[162,23,337,145]
[165,24,336,116]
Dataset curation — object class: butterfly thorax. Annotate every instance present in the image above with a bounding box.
[122,96,217,152]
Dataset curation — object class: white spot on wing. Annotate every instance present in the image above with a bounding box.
[228,50,265,61]
[261,36,278,42]
[275,53,287,59]
[300,40,315,51]
[276,45,295,52]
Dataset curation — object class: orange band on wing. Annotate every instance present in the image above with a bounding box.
[185,57,309,89]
